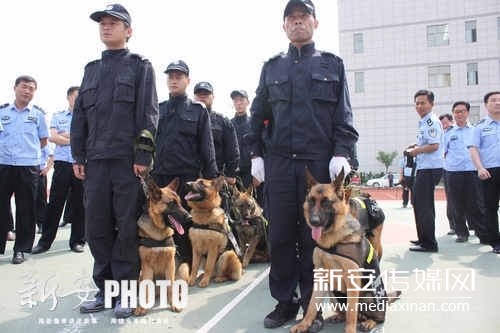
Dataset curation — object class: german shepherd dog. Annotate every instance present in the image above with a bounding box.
[134,175,191,316]
[290,169,400,333]
[231,185,269,268]
[184,176,242,288]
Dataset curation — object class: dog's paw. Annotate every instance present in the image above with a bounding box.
[170,305,182,313]
[290,322,310,333]
[325,312,345,324]
[198,277,210,288]
[213,276,229,283]
[134,307,147,316]
[359,319,377,332]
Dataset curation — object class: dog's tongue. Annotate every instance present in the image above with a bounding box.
[168,215,184,235]
[184,192,199,201]
[311,226,323,241]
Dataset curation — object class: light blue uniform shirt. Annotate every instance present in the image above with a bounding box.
[50,110,74,163]
[0,103,49,166]
[468,116,500,168]
[399,157,413,176]
[40,143,54,169]
[444,123,475,171]
[416,112,444,170]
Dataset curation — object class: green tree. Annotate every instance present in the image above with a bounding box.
[376,151,398,173]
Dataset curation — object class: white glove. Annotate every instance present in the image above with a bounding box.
[329,156,351,181]
[251,157,265,183]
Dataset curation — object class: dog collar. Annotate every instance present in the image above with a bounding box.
[138,236,175,248]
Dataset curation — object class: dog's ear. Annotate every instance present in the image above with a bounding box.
[145,174,162,201]
[305,166,318,191]
[213,176,226,192]
[332,167,346,200]
[344,186,352,204]
[245,184,254,197]
[166,177,180,192]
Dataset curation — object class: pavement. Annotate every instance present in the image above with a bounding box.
[1,200,499,333]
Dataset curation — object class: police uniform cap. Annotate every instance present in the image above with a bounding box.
[194,81,214,94]
[230,90,248,100]
[164,60,189,75]
[90,4,131,25]
[283,0,315,20]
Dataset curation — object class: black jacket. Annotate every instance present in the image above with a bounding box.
[152,94,217,179]
[231,113,252,172]
[209,111,239,177]
[248,42,358,162]
[71,48,158,166]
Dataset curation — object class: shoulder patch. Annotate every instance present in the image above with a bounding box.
[33,105,46,114]
[426,118,433,126]
[85,59,100,68]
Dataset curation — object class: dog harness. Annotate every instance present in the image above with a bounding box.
[191,215,242,257]
[138,236,175,248]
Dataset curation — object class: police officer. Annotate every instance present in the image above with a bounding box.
[71,4,158,318]
[439,113,456,235]
[152,61,217,264]
[194,81,239,185]
[230,89,252,188]
[33,86,85,254]
[248,1,358,329]
[398,154,415,208]
[406,90,443,252]
[469,91,500,254]
[444,101,482,243]
[0,75,49,264]
[36,142,54,234]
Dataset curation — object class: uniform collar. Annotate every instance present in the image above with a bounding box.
[418,112,434,125]
[483,116,499,126]
[102,48,129,59]
[288,42,315,59]
[11,103,33,113]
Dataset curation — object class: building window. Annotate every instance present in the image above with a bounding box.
[469,105,480,125]
[354,72,365,93]
[353,33,364,53]
[427,24,449,47]
[428,65,451,87]
[467,63,478,85]
[465,20,477,43]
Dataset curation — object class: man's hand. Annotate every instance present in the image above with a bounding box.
[329,156,351,181]
[251,157,265,183]
[225,177,236,185]
[133,164,148,177]
[73,164,86,180]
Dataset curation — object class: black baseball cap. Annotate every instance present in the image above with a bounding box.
[230,90,248,99]
[194,82,214,94]
[283,0,315,20]
[164,60,189,75]
[90,4,131,25]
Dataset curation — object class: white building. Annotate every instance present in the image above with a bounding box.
[338,0,500,172]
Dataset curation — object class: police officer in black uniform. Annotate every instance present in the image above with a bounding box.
[71,4,158,318]
[152,61,218,264]
[248,1,358,330]
[230,89,252,188]
[194,81,239,184]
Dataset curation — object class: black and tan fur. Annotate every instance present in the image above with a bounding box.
[135,175,191,316]
[185,176,242,288]
[232,185,269,268]
[290,169,400,333]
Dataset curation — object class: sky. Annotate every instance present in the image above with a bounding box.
[0,0,339,119]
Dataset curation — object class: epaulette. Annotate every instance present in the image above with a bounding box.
[159,100,168,107]
[85,59,100,68]
[319,50,342,63]
[477,118,487,124]
[130,53,149,62]
[33,105,46,114]
[267,52,285,62]
[191,100,205,107]
[0,103,9,109]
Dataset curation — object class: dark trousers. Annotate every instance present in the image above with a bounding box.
[37,161,85,249]
[446,171,482,237]
[62,189,72,224]
[0,165,39,254]
[84,159,141,291]
[37,174,48,230]
[443,171,456,231]
[265,154,329,310]
[151,173,198,264]
[413,168,442,249]
[402,176,413,206]
[478,167,500,245]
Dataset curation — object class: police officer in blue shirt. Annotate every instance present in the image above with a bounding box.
[0,75,49,264]
[443,102,482,243]
[71,5,158,318]
[248,1,358,329]
[33,86,85,255]
[406,89,443,252]
[469,91,500,254]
